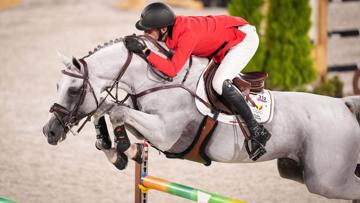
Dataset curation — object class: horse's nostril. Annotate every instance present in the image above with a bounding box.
[50,131,56,137]
[42,127,47,136]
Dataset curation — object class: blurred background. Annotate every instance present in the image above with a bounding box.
[0,0,359,203]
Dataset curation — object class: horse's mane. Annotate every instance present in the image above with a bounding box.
[83,35,169,59]
[79,35,173,81]
[82,37,124,59]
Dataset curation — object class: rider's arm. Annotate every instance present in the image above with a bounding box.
[145,31,196,78]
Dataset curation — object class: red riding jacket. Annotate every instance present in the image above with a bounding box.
[146,15,248,77]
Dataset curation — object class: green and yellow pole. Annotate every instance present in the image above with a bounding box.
[140,176,246,203]
[134,141,247,203]
[0,198,16,203]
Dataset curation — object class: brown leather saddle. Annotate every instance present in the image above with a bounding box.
[163,61,269,166]
[203,60,268,115]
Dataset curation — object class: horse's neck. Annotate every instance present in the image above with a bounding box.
[135,56,208,111]
[181,56,209,89]
[85,43,144,93]
[134,56,208,150]
[134,56,209,98]
[85,42,209,150]
[85,40,208,103]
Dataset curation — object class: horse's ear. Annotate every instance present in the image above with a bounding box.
[57,50,72,69]
[72,57,81,71]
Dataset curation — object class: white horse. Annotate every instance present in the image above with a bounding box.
[42,38,360,202]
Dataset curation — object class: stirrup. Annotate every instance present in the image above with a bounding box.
[245,138,267,161]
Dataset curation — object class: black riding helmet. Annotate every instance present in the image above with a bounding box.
[135,2,176,31]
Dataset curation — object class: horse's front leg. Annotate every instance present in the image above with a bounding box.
[109,105,165,142]
[108,104,166,162]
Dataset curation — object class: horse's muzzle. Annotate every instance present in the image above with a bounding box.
[42,116,67,145]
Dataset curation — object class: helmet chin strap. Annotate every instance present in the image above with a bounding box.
[157,29,168,41]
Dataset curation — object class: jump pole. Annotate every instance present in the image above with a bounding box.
[134,141,247,203]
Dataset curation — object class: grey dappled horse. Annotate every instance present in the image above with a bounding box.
[42,38,360,201]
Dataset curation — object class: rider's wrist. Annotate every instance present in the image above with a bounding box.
[144,48,151,57]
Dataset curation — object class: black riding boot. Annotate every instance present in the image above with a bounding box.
[222,79,271,161]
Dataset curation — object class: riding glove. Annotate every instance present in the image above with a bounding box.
[124,35,146,54]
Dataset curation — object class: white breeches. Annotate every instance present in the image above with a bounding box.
[212,24,259,95]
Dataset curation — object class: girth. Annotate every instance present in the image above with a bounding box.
[153,116,218,166]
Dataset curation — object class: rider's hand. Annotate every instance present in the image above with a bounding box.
[124,35,146,54]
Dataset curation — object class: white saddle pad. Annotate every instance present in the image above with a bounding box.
[195,72,275,125]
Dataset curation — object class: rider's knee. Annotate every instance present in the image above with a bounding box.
[212,77,224,95]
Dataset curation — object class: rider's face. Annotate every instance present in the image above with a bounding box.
[144,27,168,41]
[144,29,159,40]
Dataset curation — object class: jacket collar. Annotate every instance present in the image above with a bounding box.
[168,25,174,40]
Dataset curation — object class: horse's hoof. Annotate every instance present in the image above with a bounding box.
[113,153,128,170]
[95,139,112,150]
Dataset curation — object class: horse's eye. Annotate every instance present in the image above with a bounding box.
[68,88,80,96]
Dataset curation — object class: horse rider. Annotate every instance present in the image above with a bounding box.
[124,2,271,160]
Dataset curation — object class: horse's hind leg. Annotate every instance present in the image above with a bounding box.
[354,163,360,202]
[305,162,360,200]
[303,140,360,200]
[351,153,360,202]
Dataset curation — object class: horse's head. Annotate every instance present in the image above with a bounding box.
[43,52,100,145]
[42,36,187,145]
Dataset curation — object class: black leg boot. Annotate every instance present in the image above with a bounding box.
[221,79,271,161]
[94,116,112,150]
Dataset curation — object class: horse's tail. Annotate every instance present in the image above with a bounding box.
[343,96,360,125]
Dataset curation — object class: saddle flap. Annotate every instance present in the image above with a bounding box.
[203,61,232,114]
[203,61,269,114]
[196,61,275,125]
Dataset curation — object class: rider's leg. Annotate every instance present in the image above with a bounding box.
[212,24,271,161]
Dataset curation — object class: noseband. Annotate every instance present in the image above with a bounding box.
[50,49,133,135]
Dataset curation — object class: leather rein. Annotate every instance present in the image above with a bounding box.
[49,36,214,135]
[129,35,213,110]
[49,45,133,135]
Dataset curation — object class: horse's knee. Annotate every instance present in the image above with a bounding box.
[109,106,129,124]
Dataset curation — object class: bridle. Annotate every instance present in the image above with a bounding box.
[49,47,133,135]
[48,35,214,136]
